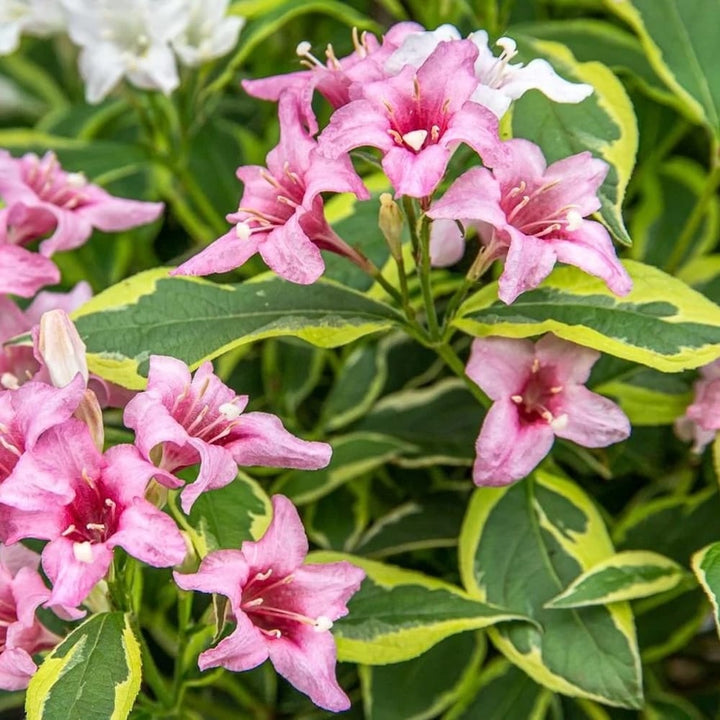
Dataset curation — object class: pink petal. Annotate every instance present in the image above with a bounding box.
[429,218,465,267]
[179,441,239,513]
[173,549,249,605]
[318,99,394,158]
[228,412,332,470]
[473,399,555,485]
[110,498,187,567]
[258,214,326,284]
[288,562,366,620]
[37,204,93,256]
[550,221,632,296]
[172,227,260,277]
[555,386,630,447]
[466,337,535,399]
[43,537,114,607]
[0,647,37,691]
[498,229,558,304]
[198,612,268,672]
[443,101,507,168]
[268,628,350,712]
[241,495,308,577]
[382,144,451,198]
[535,334,599,385]
[11,566,52,627]
[0,245,59,297]
[427,167,506,227]
[491,138,548,190]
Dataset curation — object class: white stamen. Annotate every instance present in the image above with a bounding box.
[550,413,569,431]
[255,569,273,582]
[235,222,251,240]
[86,523,106,532]
[314,615,334,632]
[566,209,583,232]
[402,129,428,152]
[73,541,94,564]
[296,41,312,57]
[510,394,523,404]
[219,402,242,420]
[62,524,77,537]
[549,385,564,394]
[495,37,518,60]
[65,172,87,188]
[0,373,19,390]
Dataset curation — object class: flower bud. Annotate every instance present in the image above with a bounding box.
[378,193,404,260]
[37,309,88,387]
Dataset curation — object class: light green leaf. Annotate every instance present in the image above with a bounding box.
[361,633,485,720]
[691,542,720,640]
[512,35,637,244]
[459,469,643,708]
[26,613,141,720]
[72,270,401,389]
[454,260,720,372]
[605,0,720,135]
[546,550,689,608]
[308,551,530,665]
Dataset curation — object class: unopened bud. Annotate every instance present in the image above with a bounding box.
[378,193,404,260]
[74,388,105,451]
[37,310,88,387]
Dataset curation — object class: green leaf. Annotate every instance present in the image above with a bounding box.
[361,633,485,720]
[183,472,272,554]
[459,469,643,708]
[691,542,720,639]
[643,693,706,720]
[546,551,689,608]
[26,612,141,720]
[72,270,401,389]
[308,551,530,664]
[445,659,552,720]
[272,433,414,505]
[306,481,370,551]
[454,260,720,372]
[511,35,637,244]
[354,494,466,558]
[352,379,483,466]
[606,0,720,135]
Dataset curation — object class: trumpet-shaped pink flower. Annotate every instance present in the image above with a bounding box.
[0,419,187,607]
[172,93,369,284]
[0,544,60,691]
[675,359,720,453]
[428,138,632,303]
[467,335,630,486]
[0,150,163,257]
[174,494,365,712]
[124,355,331,513]
[319,40,505,198]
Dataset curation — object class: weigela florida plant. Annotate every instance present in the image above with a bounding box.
[2,3,720,718]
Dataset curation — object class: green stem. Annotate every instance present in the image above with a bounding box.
[137,626,174,708]
[441,276,474,337]
[417,215,440,338]
[402,196,420,258]
[433,342,490,409]
[665,143,720,273]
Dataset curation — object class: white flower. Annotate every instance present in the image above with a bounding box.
[469,31,593,118]
[171,0,244,67]
[383,23,460,75]
[60,0,188,103]
[0,0,65,56]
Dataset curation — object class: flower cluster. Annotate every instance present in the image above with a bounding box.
[174,23,631,305]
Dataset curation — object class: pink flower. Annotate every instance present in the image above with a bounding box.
[0,419,187,607]
[174,494,365,712]
[0,544,61,691]
[0,241,59,298]
[427,138,632,303]
[467,335,630,486]
[172,93,369,284]
[0,150,163,257]
[674,359,720,453]
[124,355,332,513]
[318,40,505,198]
[243,23,422,133]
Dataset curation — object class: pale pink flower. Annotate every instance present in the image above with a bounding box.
[318,40,505,198]
[124,355,332,513]
[674,359,720,453]
[0,544,60,691]
[172,93,368,284]
[174,494,365,712]
[467,335,630,486]
[243,23,422,133]
[0,150,163,257]
[427,138,632,303]
[0,240,59,298]
[0,419,187,607]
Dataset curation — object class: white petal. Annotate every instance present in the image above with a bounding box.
[384,23,462,74]
[78,44,126,103]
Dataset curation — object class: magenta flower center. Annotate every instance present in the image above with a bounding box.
[0,424,22,483]
[501,180,582,238]
[385,83,450,154]
[171,381,244,446]
[20,153,90,210]
[511,359,566,428]
[61,472,119,544]
[240,568,332,639]
[0,592,17,650]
